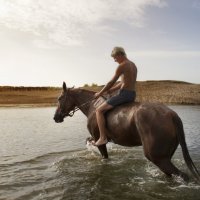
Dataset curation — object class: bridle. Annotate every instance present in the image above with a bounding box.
[67,97,95,117]
[68,95,108,117]
[59,95,95,117]
[58,89,108,118]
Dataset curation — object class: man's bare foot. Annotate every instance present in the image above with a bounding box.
[92,138,108,147]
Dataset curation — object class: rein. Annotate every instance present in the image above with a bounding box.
[67,97,95,117]
[67,95,108,117]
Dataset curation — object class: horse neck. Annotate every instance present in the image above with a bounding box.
[72,88,95,117]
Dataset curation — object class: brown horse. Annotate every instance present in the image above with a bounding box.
[54,82,200,182]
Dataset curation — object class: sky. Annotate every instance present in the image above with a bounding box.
[0,0,200,87]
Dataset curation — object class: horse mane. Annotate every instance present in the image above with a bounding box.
[70,88,96,104]
[76,88,96,95]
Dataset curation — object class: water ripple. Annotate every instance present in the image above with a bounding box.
[0,106,200,200]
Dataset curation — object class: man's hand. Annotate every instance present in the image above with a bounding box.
[94,92,101,99]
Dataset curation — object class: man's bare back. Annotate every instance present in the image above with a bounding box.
[118,60,137,91]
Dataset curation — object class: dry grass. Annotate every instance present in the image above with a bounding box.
[0,87,61,107]
[0,81,200,107]
[135,81,200,105]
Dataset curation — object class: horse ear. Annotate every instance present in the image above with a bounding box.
[63,82,67,91]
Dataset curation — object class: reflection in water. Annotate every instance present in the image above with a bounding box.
[170,105,200,160]
[0,106,200,200]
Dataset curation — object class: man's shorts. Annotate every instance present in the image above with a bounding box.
[106,89,136,107]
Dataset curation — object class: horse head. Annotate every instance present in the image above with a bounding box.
[54,82,76,123]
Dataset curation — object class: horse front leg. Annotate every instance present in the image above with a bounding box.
[98,144,108,159]
[86,136,108,159]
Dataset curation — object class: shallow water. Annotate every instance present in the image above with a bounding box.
[0,105,200,200]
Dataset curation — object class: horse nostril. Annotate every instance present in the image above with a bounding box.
[53,115,57,121]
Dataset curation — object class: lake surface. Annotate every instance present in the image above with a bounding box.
[0,105,200,200]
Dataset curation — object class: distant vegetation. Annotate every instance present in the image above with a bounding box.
[0,86,60,91]
[82,83,101,92]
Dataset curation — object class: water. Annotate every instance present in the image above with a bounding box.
[0,105,200,200]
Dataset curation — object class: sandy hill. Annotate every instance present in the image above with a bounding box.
[0,80,199,107]
[135,80,200,105]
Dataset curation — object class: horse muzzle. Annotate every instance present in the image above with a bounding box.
[53,113,64,123]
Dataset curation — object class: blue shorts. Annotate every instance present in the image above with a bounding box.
[107,89,136,107]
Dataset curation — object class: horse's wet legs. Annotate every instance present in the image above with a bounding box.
[152,158,189,181]
[98,144,108,159]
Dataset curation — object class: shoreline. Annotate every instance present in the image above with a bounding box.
[0,103,57,108]
[0,102,199,109]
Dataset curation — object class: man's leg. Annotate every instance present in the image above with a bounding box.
[95,102,113,146]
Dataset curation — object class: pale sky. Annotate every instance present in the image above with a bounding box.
[0,0,200,87]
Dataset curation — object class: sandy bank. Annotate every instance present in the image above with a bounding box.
[0,81,199,107]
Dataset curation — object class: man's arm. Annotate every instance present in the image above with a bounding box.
[95,65,123,97]
[108,82,122,93]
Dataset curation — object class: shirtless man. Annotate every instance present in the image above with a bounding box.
[93,47,137,146]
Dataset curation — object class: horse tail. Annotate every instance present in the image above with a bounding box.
[173,114,200,181]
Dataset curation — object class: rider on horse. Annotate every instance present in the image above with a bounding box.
[93,47,138,146]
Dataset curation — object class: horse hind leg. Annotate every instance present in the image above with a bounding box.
[143,144,189,181]
[150,158,189,182]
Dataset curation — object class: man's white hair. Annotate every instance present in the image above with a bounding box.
[111,47,126,57]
